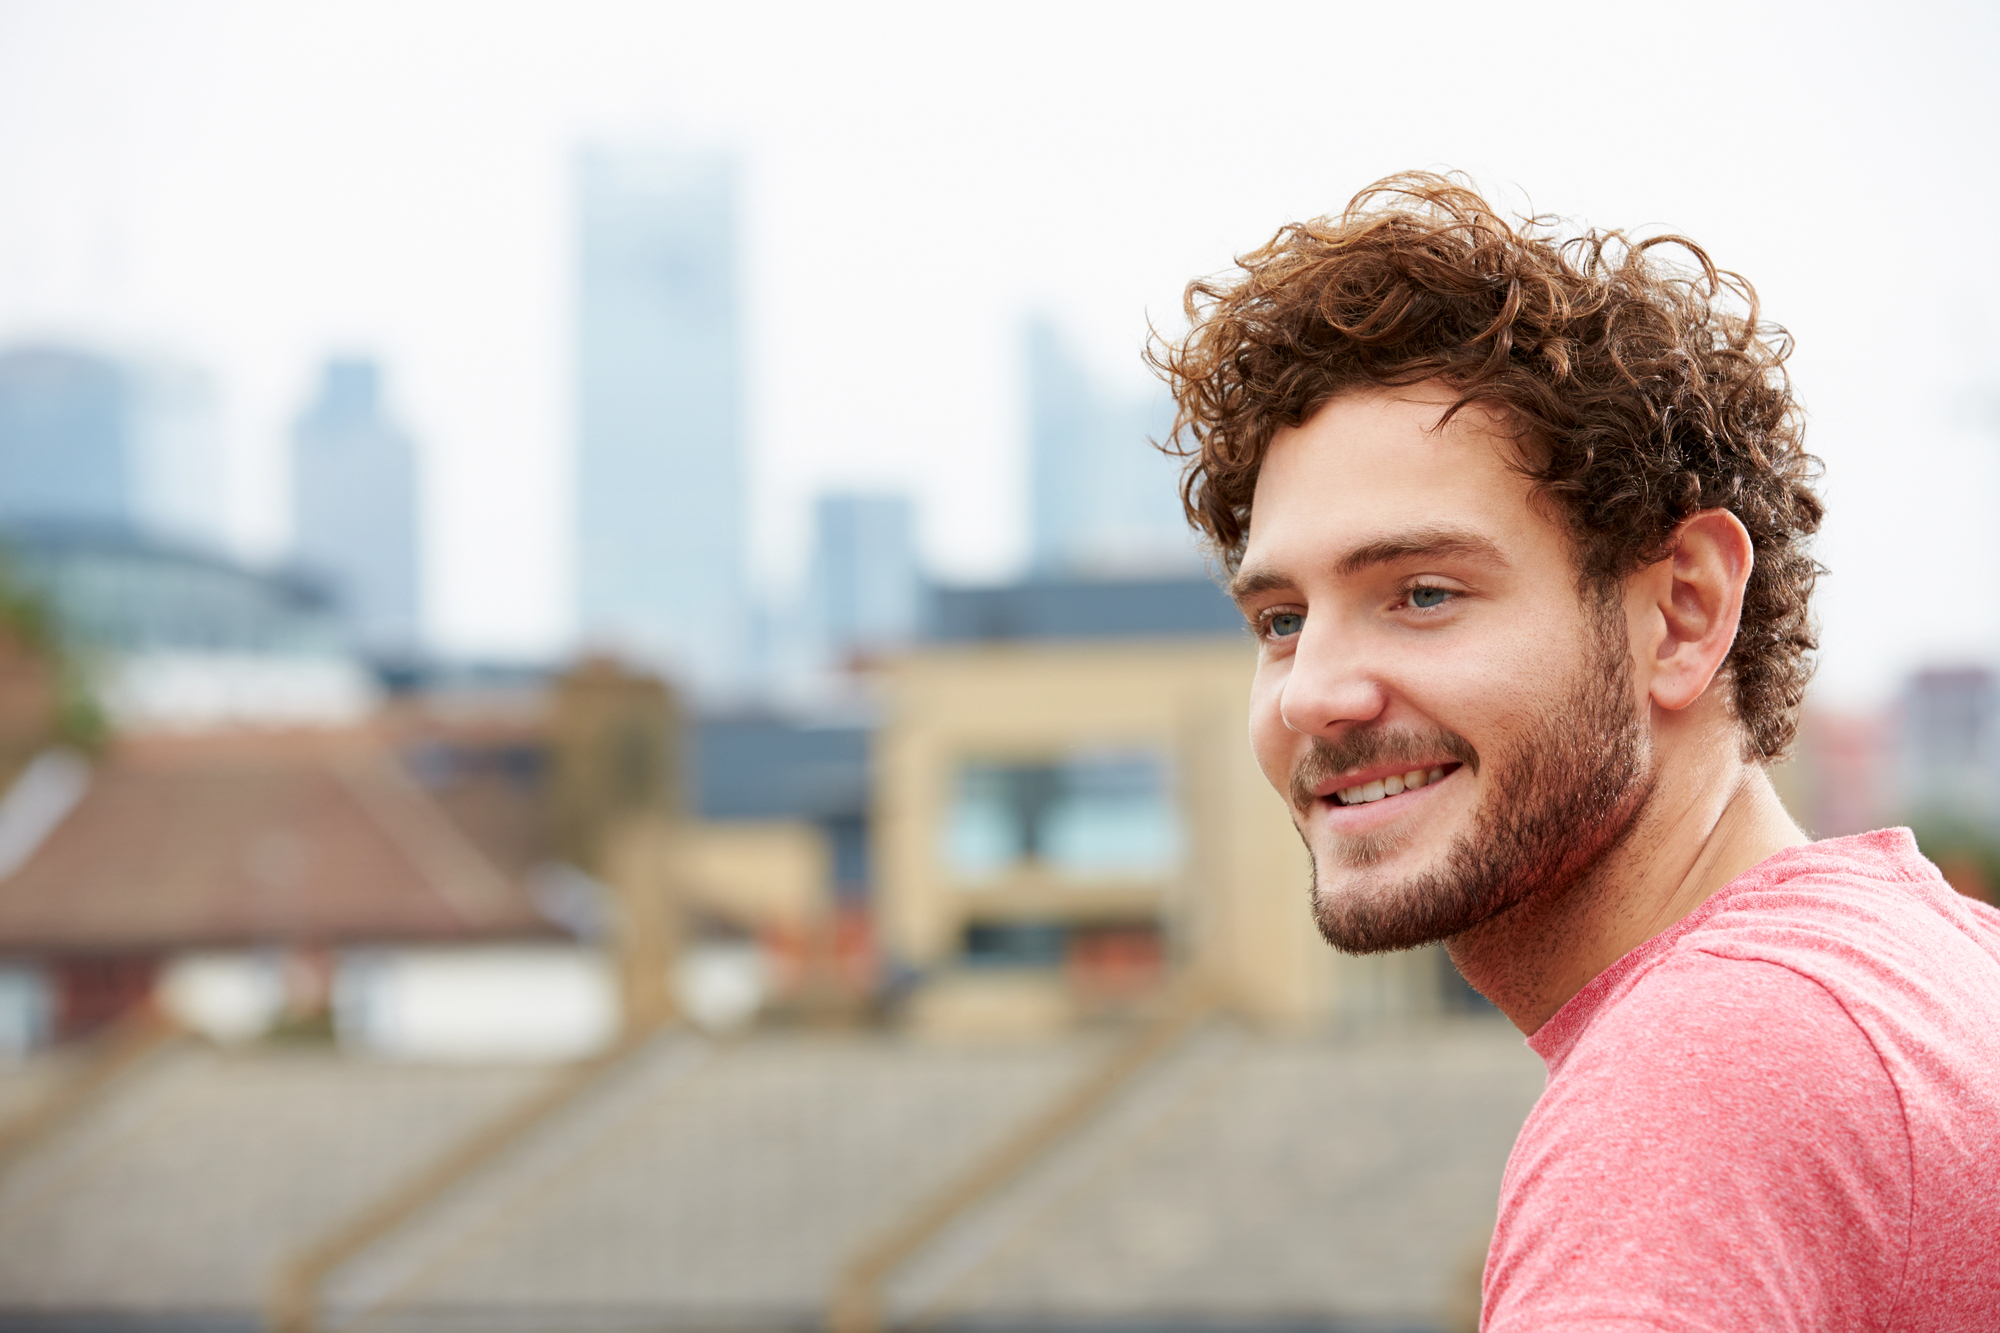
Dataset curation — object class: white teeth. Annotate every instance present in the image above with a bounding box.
[1335,765,1452,805]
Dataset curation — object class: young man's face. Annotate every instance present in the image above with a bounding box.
[1233,384,1656,952]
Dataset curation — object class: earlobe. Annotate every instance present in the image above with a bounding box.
[1647,510,1754,714]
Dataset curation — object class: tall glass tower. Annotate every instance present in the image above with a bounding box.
[291,358,422,655]
[0,348,133,531]
[574,146,747,695]
[1026,318,1198,577]
[0,345,228,549]
[811,493,919,663]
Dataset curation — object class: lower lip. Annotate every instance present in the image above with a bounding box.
[1309,767,1459,832]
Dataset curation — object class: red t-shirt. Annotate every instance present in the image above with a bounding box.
[1484,829,2000,1331]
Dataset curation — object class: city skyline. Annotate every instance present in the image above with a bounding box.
[0,1,1993,703]
[0,306,1210,688]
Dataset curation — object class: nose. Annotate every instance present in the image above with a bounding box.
[1278,624,1389,736]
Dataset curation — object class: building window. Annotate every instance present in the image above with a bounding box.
[945,752,1181,881]
[962,921,1067,968]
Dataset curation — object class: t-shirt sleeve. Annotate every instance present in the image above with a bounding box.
[1483,955,1911,1333]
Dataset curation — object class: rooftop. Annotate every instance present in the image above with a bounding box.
[926,576,1242,645]
[0,730,548,954]
[0,1017,1536,1331]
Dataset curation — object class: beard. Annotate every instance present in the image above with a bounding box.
[1295,604,1655,954]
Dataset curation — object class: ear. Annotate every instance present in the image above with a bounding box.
[1641,509,1754,713]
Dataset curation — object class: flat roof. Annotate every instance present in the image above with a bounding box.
[926,576,1242,644]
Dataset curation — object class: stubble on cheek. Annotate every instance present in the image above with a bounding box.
[1286,723,1478,891]
[1301,609,1652,956]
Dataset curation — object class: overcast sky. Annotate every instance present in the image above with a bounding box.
[1,0,1996,703]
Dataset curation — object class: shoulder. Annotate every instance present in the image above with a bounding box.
[1523,951,1907,1186]
[1676,836,2000,1105]
[1486,955,1911,1332]
[1486,834,2000,1329]
[1694,830,2000,983]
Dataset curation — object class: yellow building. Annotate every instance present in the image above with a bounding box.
[875,612,1452,1035]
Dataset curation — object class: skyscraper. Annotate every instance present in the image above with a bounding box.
[0,348,129,531]
[1026,318,1199,577]
[290,358,422,654]
[574,146,747,695]
[0,345,229,549]
[810,493,920,664]
[126,359,229,551]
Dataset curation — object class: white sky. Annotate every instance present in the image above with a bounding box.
[0,0,1995,704]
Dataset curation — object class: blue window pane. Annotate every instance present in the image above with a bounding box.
[946,787,1024,875]
[1043,797,1181,876]
[943,752,1181,881]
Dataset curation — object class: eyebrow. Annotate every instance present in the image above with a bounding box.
[1229,526,1510,605]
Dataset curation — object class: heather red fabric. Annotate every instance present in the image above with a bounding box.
[1483,829,2000,1332]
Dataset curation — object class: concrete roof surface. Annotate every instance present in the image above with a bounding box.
[0,1019,1540,1332]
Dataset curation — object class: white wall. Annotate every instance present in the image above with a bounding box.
[333,945,618,1063]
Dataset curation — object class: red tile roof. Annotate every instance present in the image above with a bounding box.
[0,730,552,953]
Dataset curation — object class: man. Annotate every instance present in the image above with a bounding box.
[1153,174,2000,1329]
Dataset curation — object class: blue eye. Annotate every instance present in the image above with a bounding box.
[1409,587,1451,609]
[1267,612,1304,638]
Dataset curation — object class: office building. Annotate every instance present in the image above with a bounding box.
[879,572,1453,1035]
[0,347,128,531]
[0,345,227,548]
[291,358,422,655]
[1900,666,2000,826]
[574,145,748,695]
[810,492,920,663]
[1026,318,1201,578]
[2,522,375,728]
[126,359,229,550]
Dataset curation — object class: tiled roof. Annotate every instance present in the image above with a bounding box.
[0,730,550,952]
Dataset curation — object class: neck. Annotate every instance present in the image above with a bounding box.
[1447,722,1807,1036]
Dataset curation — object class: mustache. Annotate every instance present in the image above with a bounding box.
[1288,727,1480,813]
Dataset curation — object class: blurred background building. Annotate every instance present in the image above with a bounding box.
[0,345,229,550]
[291,358,423,660]
[810,492,921,667]
[1026,317,1200,579]
[0,343,376,732]
[574,145,749,697]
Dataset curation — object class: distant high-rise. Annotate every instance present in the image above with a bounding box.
[127,360,229,550]
[1900,667,2000,826]
[1026,318,1199,578]
[811,493,919,662]
[0,346,226,547]
[574,146,747,694]
[291,358,421,654]
[0,348,128,530]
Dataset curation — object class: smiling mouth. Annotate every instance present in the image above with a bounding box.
[1327,763,1461,807]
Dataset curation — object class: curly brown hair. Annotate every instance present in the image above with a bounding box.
[1149,172,1824,761]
